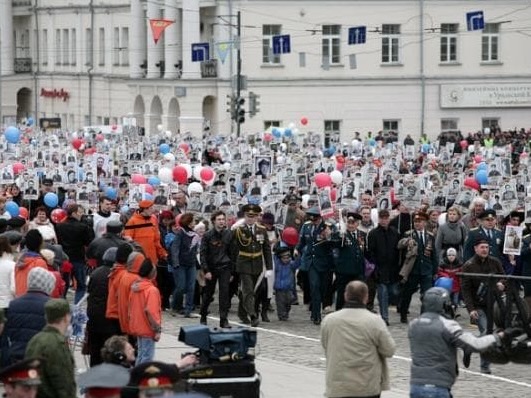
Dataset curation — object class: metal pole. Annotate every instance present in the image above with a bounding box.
[228,0,234,136]
[236,10,241,137]
[0,34,3,126]
[33,0,40,125]
[420,0,425,137]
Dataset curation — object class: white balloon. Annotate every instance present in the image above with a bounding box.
[279,143,287,152]
[288,122,296,130]
[293,128,300,136]
[223,162,231,171]
[193,165,203,180]
[468,145,475,153]
[71,132,78,139]
[301,194,310,209]
[158,167,173,184]
[276,156,285,164]
[330,170,343,184]
[187,182,204,195]
[165,130,172,138]
[182,163,192,179]
[104,139,109,144]
[163,153,175,164]
[157,124,164,132]
[84,132,90,138]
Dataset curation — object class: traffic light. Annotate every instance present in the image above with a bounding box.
[249,92,260,118]
[235,96,245,124]
[226,95,236,120]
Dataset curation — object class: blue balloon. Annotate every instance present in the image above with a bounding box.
[476,169,488,185]
[159,143,170,154]
[421,143,430,153]
[477,162,488,171]
[4,126,20,144]
[147,176,161,186]
[26,117,34,126]
[143,193,154,201]
[5,201,19,217]
[44,192,59,208]
[283,128,292,138]
[368,138,376,147]
[120,205,130,214]
[435,277,453,292]
[104,187,118,200]
[272,128,281,138]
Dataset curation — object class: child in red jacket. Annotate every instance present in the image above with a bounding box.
[128,258,161,365]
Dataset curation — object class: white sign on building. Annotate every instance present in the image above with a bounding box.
[440,84,531,108]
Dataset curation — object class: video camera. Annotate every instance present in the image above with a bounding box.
[178,325,257,362]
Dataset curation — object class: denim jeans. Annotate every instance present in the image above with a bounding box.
[136,336,155,365]
[71,260,87,304]
[410,384,451,398]
[377,282,398,322]
[477,308,490,370]
[172,266,197,315]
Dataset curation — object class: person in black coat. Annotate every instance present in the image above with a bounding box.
[85,221,128,268]
[3,267,56,365]
[86,247,122,367]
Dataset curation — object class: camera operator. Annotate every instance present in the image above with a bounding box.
[460,237,505,374]
[409,287,509,398]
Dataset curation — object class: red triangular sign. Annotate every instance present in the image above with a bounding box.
[150,19,174,44]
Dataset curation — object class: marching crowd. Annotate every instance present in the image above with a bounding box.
[0,124,529,396]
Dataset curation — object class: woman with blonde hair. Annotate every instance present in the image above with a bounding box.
[435,206,467,262]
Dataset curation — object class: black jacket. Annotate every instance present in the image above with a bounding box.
[55,217,95,260]
[367,225,400,283]
[87,265,121,334]
[199,228,233,273]
[4,291,49,363]
[86,233,128,266]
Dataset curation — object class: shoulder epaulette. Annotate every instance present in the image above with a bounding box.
[470,227,479,231]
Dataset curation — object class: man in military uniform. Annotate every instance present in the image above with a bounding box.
[397,212,437,324]
[333,212,366,310]
[78,363,130,398]
[231,204,273,327]
[295,207,335,325]
[463,209,503,262]
[0,357,42,398]
[25,299,75,398]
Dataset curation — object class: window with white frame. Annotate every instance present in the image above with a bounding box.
[121,27,129,66]
[62,29,69,65]
[262,25,281,64]
[383,119,399,132]
[55,29,61,65]
[113,27,120,66]
[322,25,341,65]
[482,23,499,62]
[324,120,341,147]
[440,23,458,62]
[85,28,92,66]
[381,24,400,63]
[98,28,105,66]
[441,118,459,132]
[482,118,499,130]
[264,121,281,130]
[71,29,76,66]
[42,29,48,65]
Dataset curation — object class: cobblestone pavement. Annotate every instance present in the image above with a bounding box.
[162,291,531,398]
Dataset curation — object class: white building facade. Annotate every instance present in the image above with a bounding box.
[1,0,531,142]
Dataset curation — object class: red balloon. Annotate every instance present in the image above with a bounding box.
[264,133,273,142]
[72,138,83,150]
[460,140,468,149]
[300,117,308,126]
[131,174,146,184]
[314,172,332,189]
[178,143,190,154]
[463,177,480,191]
[96,134,104,142]
[18,207,29,220]
[200,167,214,182]
[336,162,344,171]
[12,162,24,175]
[173,166,188,184]
[281,227,299,247]
[111,125,118,131]
[50,208,67,224]
[84,147,96,155]
[143,184,154,195]
[474,155,482,163]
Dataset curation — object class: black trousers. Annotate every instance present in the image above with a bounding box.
[200,267,232,319]
[156,264,174,310]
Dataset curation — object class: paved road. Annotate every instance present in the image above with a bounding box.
[73,290,531,397]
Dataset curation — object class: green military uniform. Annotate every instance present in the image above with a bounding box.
[231,205,272,326]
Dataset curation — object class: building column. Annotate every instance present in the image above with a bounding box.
[181,0,201,79]
[146,1,164,79]
[162,113,179,133]
[1,0,14,75]
[164,0,181,79]
[129,0,146,79]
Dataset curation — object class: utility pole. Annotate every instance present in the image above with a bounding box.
[236,10,242,137]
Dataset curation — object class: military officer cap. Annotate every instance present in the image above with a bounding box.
[346,212,362,221]
[45,298,71,323]
[305,207,321,217]
[478,209,496,220]
[128,361,180,393]
[474,237,489,246]
[78,363,130,395]
[0,357,42,386]
[242,204,262,216]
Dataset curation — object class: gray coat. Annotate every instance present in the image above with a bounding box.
[434,220,466,261]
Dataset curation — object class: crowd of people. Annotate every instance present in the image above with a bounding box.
[0,123,529,396]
